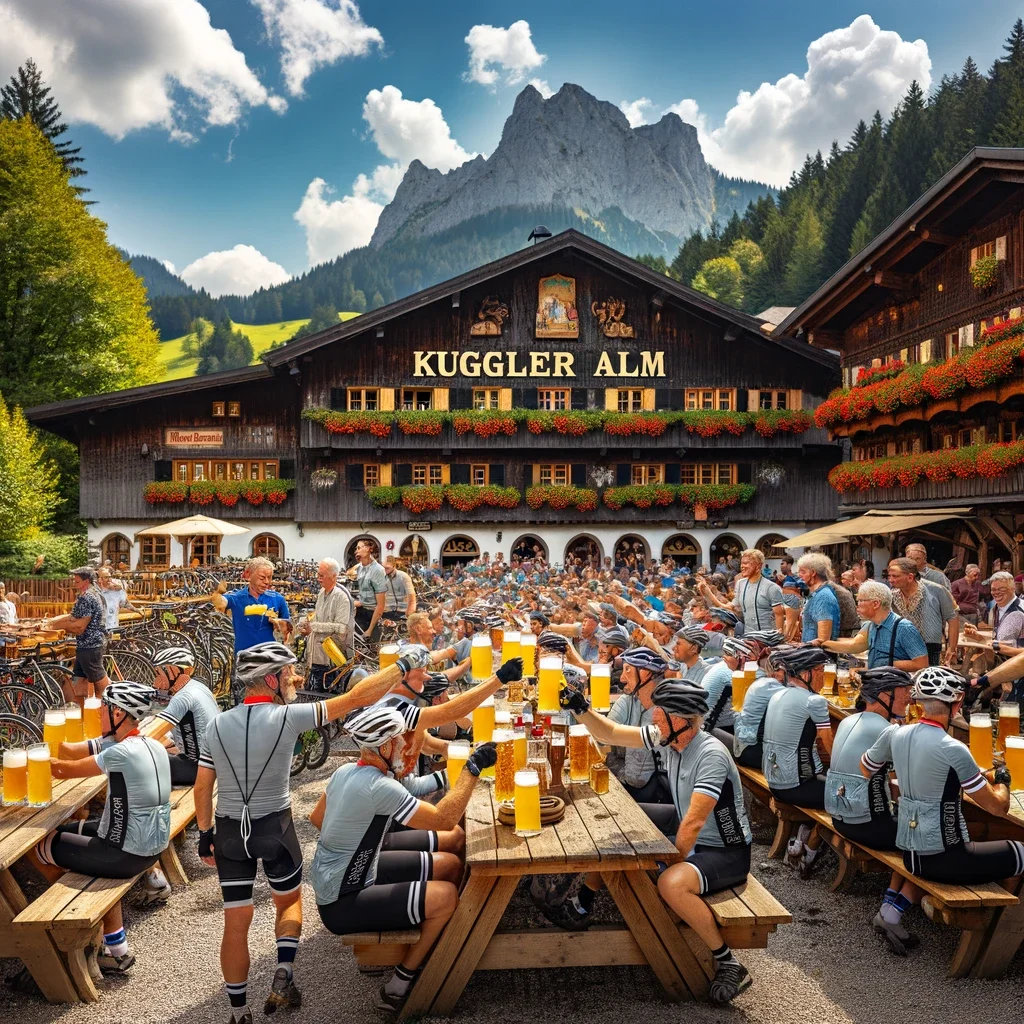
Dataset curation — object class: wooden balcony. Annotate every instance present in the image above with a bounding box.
[838,467,1024,511]
[81,492,297,522]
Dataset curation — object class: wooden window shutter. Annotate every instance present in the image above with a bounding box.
[522,387,538,408]
[570,464,587,488]
[642,389,655,411]
[970,246,979,266]
[278,459,295,479]
[329,388,346,411]
[570,388,586,410]
[962,323,975,348]
[528,464,538,486]
[450,388,472,410]
[498,388,513,411]
[663,463,681,484]
[615,464,631,486]
[736,388,749,412]
[997,235,1007,261]
[379,388,395,411]
[432,388,449,411]
[604,388,619,411]
[441,464,451,485]
[394,463,412,486]
[346,464,364,490]
[490,464,505,486]
[736,463,753,484]
[747,389,760,412]
[450,464,470,485]
[787,389,803,411]
[379,463,392,486]
[654,387,673,411]
[919,339,932,363]
[154,460,172,482]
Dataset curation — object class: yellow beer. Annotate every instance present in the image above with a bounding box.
[744,660,758,685]
[379,643,400,668]
[43,709,66,760]
[490,627,504,653]
[569,725,591,784]
[998,703,1020,754]
[548,734,566,789]
[2,748,28,806]
[244,604,268,616]
[494,730,517,802]
[589,663,611,712]
[471,634,492,679]
[590,762,610,795]
[514,770,542,836]
[513,720,528,769]
[64,703,84,744]
[730,670,747,713]
[538,655,561,713]
[473,697,496,743]
[823,663,837,696]
[520,633,537,676]
[1006,736,1024,790]
[447,741,470,785]
[970,713,994,770]
[27,743,52,807]
[502,630,522,665]
[83,697,102,740]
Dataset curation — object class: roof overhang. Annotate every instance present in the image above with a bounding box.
[776,507,973,547]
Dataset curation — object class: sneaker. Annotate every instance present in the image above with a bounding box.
[229,1013,253,1024]
[536,897,592,932]
[872,912,919,956]
[785,837,804,868]
[375,983,407,1017]
[96,947,136,974]
[264,967,301,1014]
[357,963,390,976]
[708,959,752,1004]
[133,881,172,906]
[799,847,822,880]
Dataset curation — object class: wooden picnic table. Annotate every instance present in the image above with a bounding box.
[398,773,716,1020]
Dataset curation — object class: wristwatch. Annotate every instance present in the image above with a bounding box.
[994,640,1001,654]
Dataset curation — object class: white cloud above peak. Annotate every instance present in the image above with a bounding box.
[0,0,285,140]
[252,0,382,97]
[619,98,653,128]
[181,244,291,296]
[464,20,546,87]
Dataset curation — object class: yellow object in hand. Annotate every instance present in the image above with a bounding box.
[244,604,268,616]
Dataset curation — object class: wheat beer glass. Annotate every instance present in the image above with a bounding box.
[970,713,994,770]
[379,643,399,669]
[730,670,747,712]
[520,633,537,677]
[589,663,611,712]
[494,730,517,802]
[513,720,528,768]
[64,702,84,743]
[998,702,1020,754]
[2,748,28,806]
[569,724,591,784]
[473,696,496,743]
[514,770,542,836]
[447,741,470,785]
[502,631,522,665]
[27,743,52,807]
[538,655,561,713]
[43,709,66,759]
[744,660,758,685]
[471,634,492,679]
[823,661,837,696]
[1006,736,1024,790]
[548,734,566,788]
[83,697,103,740]
[590,762,610,795]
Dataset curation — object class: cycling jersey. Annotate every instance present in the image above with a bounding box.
[95,735,172,858]
[311,763,421,906]
[762,686,829,791]
[607,691,657,787]
[825,711,894,827]
[733,677,784,759]
[156,680,220,764]
[700,661,736,732]
[682,659,709,686]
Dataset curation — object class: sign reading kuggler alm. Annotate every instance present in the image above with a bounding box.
[164,428,224,447]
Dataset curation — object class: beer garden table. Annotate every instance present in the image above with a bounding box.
[399,772,714,1020]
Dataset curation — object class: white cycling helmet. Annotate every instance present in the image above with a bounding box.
[152,647,195,669]
[912,665,966,703]
[235,641,297,683]
[104,681,157,720]
[344,706,407,748]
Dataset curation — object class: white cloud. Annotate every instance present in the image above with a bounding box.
[294,86,477,264]
[529,78,554,99]
[180,244,291,296]
[161,259,177,275]
[0,0,285,140]
[464,20,545,87]
[252,0,382,97]
[665,15,930,186]
[619,97,653,128]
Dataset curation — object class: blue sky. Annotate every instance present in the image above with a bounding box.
[1,0,1021,296]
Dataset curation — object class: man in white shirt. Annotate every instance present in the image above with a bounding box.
[383,556,417,619]
[297,558,354,691]
[97,567,133,632]
[905,543,952,591]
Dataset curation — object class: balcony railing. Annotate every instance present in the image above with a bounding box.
[837,467,1024,509]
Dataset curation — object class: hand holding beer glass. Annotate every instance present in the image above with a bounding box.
[494,729,517,803]
[970,713,994,770]
[447,741,470,785]
[27,743,52,807]
[520,633,537,677]
[83,697,102,740]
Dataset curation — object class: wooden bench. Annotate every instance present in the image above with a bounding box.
[12,785,199,1002]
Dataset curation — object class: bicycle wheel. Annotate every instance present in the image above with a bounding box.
[0,684,53,726]
[290,739,308,777]
[304,727,332,770]
[0,713,43,749]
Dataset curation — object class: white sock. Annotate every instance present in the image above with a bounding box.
[802,844,819,864]
[880,902,904,926]
[146,866,168,889]
[796,824,812,844]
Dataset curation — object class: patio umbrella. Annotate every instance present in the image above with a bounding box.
[136,514,249,566]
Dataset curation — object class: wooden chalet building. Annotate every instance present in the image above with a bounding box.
[777,147,1024,573]
[28,231,840,570]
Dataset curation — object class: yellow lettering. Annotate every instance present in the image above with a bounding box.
[438,352,458,377]
[458,351,480,376]
[552,352,575,377]
[640,351,666,377]
[530,352,551,377]
[593,351,615,377]
[483,351,504,376]
[617,352,640,378]
[413,351,435,377]
[506,352,528,377]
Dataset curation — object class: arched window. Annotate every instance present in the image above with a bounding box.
[564,534,602,567]
[440,535,479,567]
[399,536,429,564]
[614,534,649,568]
[661,534,700,568]
[252,534,283,561]
[755,533,787,560]
[709,533,744,570]
[189,535,221,566]
[101,533,131,567]
[510,535,547,562]
[345,535,380,568]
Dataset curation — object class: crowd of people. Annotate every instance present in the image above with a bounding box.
[16,538,1024,1021]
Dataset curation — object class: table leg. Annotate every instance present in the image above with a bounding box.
[968,876,1024,979]
[159,842,189,887]
[399,872,496,1021]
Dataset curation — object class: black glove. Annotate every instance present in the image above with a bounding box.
[972,674,989,690]
[395,657,412,676]
[560,680,591,715]
[466,741,498,776]
[496,657,523,683]
[198,828,215,858]
[993,765,1012,788]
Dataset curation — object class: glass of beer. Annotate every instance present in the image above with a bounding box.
[502,630,522,665]
[490,626,504,653]
[970,713,994,770]
[590,762,610,795]
[43,709,66,759]
[743,660,758,685]
[471,634,493,679]
[998,703,1020,755]
[27,743,52,807]
[1005,736,1024,790]
[473,697,495,744]
[569,724,591,784]
[513,721,528,769]
[730,670,747,713]
[494,729,517,802]
[447,741,470,785]
[537,655,562,713]
[64,703,84,744]
[2,748,28,806]
[514,770,542,836]
[548,734,566,790]
[379,643,400,668]
[823,661,837,696]
[589,663,611,712]
[83,697,103,740]
[520,633,537,677]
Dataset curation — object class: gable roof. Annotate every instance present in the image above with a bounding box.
[263,229,838,370]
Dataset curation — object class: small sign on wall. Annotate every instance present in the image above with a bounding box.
[164,428,225,447]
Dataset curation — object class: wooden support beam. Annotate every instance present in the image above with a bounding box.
[980,515,1017,557]
[918,228,956,247]
[873,270,915,291]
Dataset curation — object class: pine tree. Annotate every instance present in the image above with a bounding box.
[195,319,254,375]
[781,205,824,303]
[0,59,86,192]
[991,81,1024,145]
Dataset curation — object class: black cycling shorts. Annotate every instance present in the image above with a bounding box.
[771,776,826,810]
[169,753,198,786]
[73,646,106,684]
[624,773,673,805]
[687,843,752,895]
[735,744,762,769]
[214,809,303,908]
[317,850,433,934]
[383,826,437,852]
[833,814,898,851]
[905,840,1024,885]
[38,818,155,878]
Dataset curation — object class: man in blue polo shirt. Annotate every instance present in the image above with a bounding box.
[213,556,291,654]
[796,553,840,643]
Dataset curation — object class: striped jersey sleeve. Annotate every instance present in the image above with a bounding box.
[693,745,729,801]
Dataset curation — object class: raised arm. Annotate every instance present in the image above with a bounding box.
[323,663,404,722]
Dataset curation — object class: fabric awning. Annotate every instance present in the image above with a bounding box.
[777,508,972,548]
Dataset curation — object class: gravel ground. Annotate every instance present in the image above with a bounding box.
[5,754,1024,1024]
